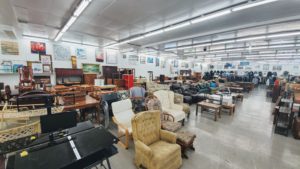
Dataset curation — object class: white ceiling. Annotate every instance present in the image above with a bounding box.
[1,0,300,57]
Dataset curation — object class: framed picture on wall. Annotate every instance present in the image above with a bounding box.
[40,54,52,65]
[53,44,70,60]
[43,64,51,73]
[76,48,87,59]
[31,41,46,54]
[71,56,77,69]
[12,64,23,73]
[147,57,154,63]
[106,49,118,64]
[96,49,104,62]
[31,62,43,74]
[140,56,146,64]
[1,41,19,55]
[155,57,160,67]
[82,63,101,74]
[0,61,13,73]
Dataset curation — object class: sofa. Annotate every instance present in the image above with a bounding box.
[131,111,182,169]
[153,90,186,124]
[146,81,169,93]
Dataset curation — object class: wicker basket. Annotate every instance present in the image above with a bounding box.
[0,121,41,143]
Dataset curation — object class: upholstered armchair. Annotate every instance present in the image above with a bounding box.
[154,90,186,124]
[131,111,182,169]
[174,93,191,118]
[112,99,135,149]
[145,95,182,132]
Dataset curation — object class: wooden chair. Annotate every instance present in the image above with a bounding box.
[111,99,135,149]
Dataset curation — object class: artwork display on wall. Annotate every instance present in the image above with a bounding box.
[31,62,43,74]
[43,64,51,73]
[82,63,101,74]
[155,57,160,67]
[0,61,13,73]
[140,56,146,64]
[128,55,139,65]
[71,56,77,69]
[147,57,154,63]
[160,59,166,68]
[96,49,104,62]
[13,64,23,73]
[40,54,52,65]
[31,41,46,54]
[76,48,87,59]
[53,44,70,60]
[273,65,282,71]
[239,61,250,66]
[1,41,19,55]
[263,64,269,71]
[173,60,178,68]
[106,49,118,64]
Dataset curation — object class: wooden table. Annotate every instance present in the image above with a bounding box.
[229,87,243,93]
[222,103,235,115]
[94,85,116,91]
[60,95,101,123]
[196,101,221,121]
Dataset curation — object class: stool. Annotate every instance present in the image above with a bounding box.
[176,131,196,159]
[222,103,235,115]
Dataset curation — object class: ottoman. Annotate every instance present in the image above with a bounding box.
[176,131,196,159]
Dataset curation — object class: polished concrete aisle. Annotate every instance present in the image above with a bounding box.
[108,87,300,169]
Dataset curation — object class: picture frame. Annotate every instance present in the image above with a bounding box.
[106,49,118,64]
[96,49,104,62]
[76,48,87,59]
[53,44,70,60]
[82,63,101,74]
[31,41,46,54]
[147,57,154,63]
[140,56,146,64]
[1,41,19,55]
[43,64,51,73]
[31,62,43,74]
[12,64,23,73]
[0,61,13,73]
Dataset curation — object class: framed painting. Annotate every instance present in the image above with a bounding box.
[96,49,104,62]
[106,49,118,64]
[53,44,70,60]
[128,55,139,65]
[155,57,160,67]
[71,56,77,69]
[0,61,13,73]
[140,56,146,64]
[31,63,43,74]
[13,64,23,73]
[43,64,51,73]
[147,57,154,63]
[31,41,46,54]
[40,54,52,65]
[82,63,101,74]
[76,48,87,59]
[1,41,19,55]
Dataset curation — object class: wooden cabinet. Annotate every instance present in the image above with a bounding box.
[84,74,97,85]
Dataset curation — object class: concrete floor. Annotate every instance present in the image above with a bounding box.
[107,86,300,169]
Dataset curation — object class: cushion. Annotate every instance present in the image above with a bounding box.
[161,121,181,132]
[149,140,181,169]
[176,131,196,145]
[163,108,185,122]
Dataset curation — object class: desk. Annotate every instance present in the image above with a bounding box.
[61,96,100,123]
[94,85,116,91]
[196,101,221,121]
[7,124,118,169]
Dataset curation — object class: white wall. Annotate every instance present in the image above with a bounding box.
[0,37,191,88]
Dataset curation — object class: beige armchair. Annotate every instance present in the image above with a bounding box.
[131,111,182,169]
[112,99,135,149]
[174,93,191,118]
[154,90,186,124]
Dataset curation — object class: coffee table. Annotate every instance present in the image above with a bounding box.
[196,101,221,121]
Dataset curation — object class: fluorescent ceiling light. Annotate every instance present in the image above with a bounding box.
[232,0,279,12]
[74,0,92,17]
[236,36,266,42]
[54,0,92,41]
[268,31,300,38]
[123,36,144,43]
[191,9,231,24]
[270,44,295,48]
[54,32,63,41]
[211,40,235,45]
[145,30,164,37]
[164,22,191,31]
